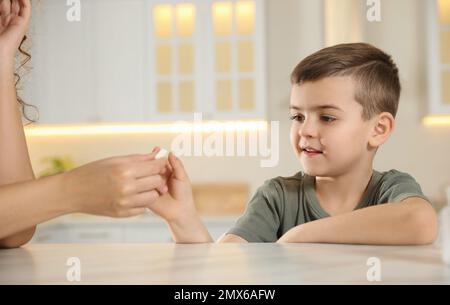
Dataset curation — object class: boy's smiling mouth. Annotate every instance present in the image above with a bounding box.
[300,146,323,157]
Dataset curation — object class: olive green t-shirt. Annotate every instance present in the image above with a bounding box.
[227,170,429,242]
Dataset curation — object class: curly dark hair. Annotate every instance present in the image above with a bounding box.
[15,35,38,124]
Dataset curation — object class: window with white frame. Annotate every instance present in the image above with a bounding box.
[146,0,266,121]
[427,0,450,114]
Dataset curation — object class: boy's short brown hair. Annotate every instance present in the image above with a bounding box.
[290,43,401,120]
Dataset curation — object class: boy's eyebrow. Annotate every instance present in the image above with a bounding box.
[289,104,343,112]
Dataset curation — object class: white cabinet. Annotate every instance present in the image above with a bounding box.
[91,0,147,123]
[28,0,146,124]
[28,0,98,123]
[146,0,266,121]
[27,0,266,124]
[426,0,450,114]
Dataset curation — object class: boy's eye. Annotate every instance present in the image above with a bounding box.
[321,115,336,123]
[289,114,336,123]
[289,114,305,122]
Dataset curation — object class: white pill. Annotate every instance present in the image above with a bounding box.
[155,148,169,159]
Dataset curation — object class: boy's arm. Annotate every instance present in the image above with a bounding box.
[148,153,214,243]
[166,211,214,243]
[277,197,438,245]
[218,234,248,243]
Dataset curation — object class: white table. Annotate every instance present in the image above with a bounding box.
[1,243,449,284]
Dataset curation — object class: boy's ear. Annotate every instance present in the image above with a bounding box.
[368,112,395,149]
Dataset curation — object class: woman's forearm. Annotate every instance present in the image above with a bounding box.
[0,173,78,244]
[0,60,37,247]
[278,199,438,245]
[0,63,35,183]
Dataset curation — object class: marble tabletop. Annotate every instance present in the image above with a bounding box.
[1,243,449,284]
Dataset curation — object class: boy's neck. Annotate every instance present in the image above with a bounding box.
[314,165,374,216]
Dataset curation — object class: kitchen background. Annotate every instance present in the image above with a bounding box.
[17,0,450,243]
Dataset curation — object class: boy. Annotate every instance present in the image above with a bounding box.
[150,43,438,245]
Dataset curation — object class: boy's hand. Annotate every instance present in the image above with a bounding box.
[147,152,198,223]
[147,152,213,243]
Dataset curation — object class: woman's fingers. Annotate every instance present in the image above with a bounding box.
[11,0,19,15]
[118,207,148,218]
[135,191,160,207]
[149,147,161,159]
[0,1,11,31]
[18,0,30,18]
[0,0,11,16]
[123,191,160,209]
[116,147,161,165]
[132,158,168,179]
[134,175,166,194]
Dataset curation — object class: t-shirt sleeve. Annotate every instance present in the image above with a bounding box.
[226,179,283,242]
[378,170,430,203]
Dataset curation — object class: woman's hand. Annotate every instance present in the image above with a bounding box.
[62,148,170,218]
[0,0,31,61]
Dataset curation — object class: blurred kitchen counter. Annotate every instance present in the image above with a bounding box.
[29,183,249,244]
[31,213,239,244]
[1,243,449,284]
[31,182,249,244]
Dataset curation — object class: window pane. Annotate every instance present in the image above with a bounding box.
[217,80,232,111]
[178,44,194,74]
[176,4,196,37]
[156,45,172,75]
[154,5,173,38]
[443,71,450,105]
[216,43,232,73]
[236,1,255,35]
[238,41,254,72]
[213,2,233,36]
[179,81,195,112]
[157,82,172,113]
[239,79,254,110]
[439,0,450,25]
[441,31,450,64]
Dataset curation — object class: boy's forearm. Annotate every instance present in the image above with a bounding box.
[277,199,438,245]
[167,212,214,244]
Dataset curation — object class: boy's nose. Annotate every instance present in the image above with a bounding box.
[298,119,318,138]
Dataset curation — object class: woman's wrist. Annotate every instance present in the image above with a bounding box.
[0,58,15,80]
[57,171,84,215]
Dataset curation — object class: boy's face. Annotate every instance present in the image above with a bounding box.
[289,76,376,177]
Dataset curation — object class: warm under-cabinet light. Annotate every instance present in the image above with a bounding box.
[439,0,450,24]
[24,121,268,137]
[422,115,450,126]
